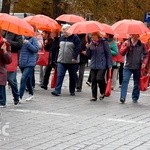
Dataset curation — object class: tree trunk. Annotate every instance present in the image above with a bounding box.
[52,0,66,19]
[1,0,11,13]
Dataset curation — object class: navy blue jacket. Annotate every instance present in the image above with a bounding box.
[19,37,39,68]
[87,38,112,69]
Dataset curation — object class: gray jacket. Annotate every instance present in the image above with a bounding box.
[120,39,148,69]
[57,35,80,64]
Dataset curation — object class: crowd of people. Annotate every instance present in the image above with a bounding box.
[0,23,150,108]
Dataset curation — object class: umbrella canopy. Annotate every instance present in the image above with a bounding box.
[0,13,34,36]
[112,19,150,35]
[66,21,105,34]
[102,23,114,35]
[140,32,150,43]
[114,33,129,39]
[56,14,85,24]
[23,14,61,31]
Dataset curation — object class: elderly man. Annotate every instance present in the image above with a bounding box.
[51,24,80,96]
[120,34,148,103]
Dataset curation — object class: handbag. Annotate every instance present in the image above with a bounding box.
[105,68,112,97]
[36,48,49,66]
[7,53,18,72]
[139,69,149,91]
[50,68,57,88]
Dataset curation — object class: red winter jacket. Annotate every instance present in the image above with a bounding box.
[116,42,124,63]
[110,42,124,63]
[120,39,148,69]
[0,37,12,85]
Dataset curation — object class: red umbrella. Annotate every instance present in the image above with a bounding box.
[102,23,114,35]
[140,32,150,43]
[112,19,150,35]
[114,33,129,39]
[23,14,61,31]
[0,13,34,36]
[66,21,105,34]
[56,14,85,24]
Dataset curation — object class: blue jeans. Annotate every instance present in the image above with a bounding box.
[55,63,78,94]
[7,71,19,101]
[0,85,6,106]
[19,67,34,99]
[120,68,140,100]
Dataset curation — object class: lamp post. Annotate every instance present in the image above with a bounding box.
[12,0,18,15]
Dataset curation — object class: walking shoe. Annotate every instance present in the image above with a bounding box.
[132,99,138,103]
[99,95,105,100]
[70,93,75,96]
[0,105,6,108]
[76,89,82,92]
[26,95,34,101]
[51,91,60,96]
[14,99,19,105]
[90,98,97,101]
[76,87,82,92]
[86,81,91,86]
[41,85,47,90]
[120,98,125,104]
[111,86,114,90]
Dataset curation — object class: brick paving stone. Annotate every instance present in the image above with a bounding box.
[133,146,150,150]
[1,68,150,150]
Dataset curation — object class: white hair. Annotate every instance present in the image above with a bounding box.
[62,24,71,30]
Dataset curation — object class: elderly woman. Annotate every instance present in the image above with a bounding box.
[86,32,112,101]
[19,33,39,101]
[0,32,12,107]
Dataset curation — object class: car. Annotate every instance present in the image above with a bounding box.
[9,13,34,18]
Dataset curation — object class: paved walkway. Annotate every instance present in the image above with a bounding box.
[0,69,150,150]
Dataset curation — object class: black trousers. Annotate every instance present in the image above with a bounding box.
[119,63,124,85]
[42,65,53,88]
[91,69,106,99]
[76,63,86,90]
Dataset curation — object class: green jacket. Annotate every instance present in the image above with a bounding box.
[108,38,118,66]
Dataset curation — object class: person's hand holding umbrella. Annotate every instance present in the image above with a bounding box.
[23,39,29,44]
[1,42,7,53]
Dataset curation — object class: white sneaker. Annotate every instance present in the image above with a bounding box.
[26,95,34,101]
[0,105,6,108]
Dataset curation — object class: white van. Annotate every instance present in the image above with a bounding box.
[9,13,34,18]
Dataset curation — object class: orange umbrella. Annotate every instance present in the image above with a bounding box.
[140,32,150,43]
[0,13,34,36]
[66,21,105,34]
[56,14,85,24]
[114,33,129,39]
[23,14,61,31]
[102,23,114,35]
[112,19,150,35]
